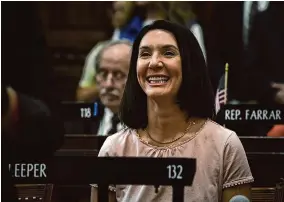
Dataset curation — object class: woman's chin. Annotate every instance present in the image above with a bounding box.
[145,90,172,100]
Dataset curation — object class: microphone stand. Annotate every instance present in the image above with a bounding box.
[172,185,184,202]
[97,183,109,202]
[98,184,185,202]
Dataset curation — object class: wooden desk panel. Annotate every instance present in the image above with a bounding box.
[16,136,284,202]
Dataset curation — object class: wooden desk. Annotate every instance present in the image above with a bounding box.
[17,136,284,202]
[60,135,284,186]
[52,149,283,202]
[60,135,102,149]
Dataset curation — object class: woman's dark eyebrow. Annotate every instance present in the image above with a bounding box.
[139,46,151,50]
[161,45,179,51]
[139,45,178,51]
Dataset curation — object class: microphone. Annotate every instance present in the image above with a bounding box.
[229,195,250,202]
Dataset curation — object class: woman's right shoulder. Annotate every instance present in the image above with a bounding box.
[98,127,135,157]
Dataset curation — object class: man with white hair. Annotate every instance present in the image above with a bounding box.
[68,40,132,135]
[93,40,132,135]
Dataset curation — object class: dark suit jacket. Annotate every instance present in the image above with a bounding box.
[207,2,246,98]
[2,93,64,202]
[240,2,284,104]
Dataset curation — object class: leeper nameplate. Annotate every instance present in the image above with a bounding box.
[9,157,196,185]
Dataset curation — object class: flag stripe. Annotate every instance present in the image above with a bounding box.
[215,88,227,113]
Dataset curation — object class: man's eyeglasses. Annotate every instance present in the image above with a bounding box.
[96,69,127,82]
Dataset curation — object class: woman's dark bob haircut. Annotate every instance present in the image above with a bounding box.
[119,20,215,129]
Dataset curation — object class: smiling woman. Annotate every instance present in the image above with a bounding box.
[91,20,254,202]
[137,30,182,100]
[120,21,215,130]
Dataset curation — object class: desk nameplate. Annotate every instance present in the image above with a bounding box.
[10,157,196,185]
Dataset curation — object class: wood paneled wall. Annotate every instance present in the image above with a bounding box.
[37,2,113,101]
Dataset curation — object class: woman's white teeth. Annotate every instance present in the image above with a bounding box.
[147,76,169,84]
[150,80,167,84]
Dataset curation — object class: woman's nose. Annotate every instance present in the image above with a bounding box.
[149,54,163,69]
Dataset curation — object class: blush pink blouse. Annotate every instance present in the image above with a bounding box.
[95,120,254,202]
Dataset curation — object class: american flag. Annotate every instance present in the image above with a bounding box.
[215,88,227,113]
[216,64,229,114]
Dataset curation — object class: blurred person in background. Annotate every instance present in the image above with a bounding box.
[241,2,283,106]
[135,1,168,26]
[207,1,270,97]
[2,5,63,202]
[71,40,132,135]
[168,2,207,62]
[214,2,284,137]
[2,84,64,202]
[95,40,132,135]
[111,1,144,42]
[111,1,170,40]
[77,1,144,102]
[241,2,284,137]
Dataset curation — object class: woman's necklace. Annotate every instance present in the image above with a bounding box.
[144,120,196,145]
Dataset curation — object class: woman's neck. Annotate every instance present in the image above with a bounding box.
[146,98,188,142]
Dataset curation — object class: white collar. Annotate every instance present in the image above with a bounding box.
[104,107,114,119]
[98,107,123,136]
